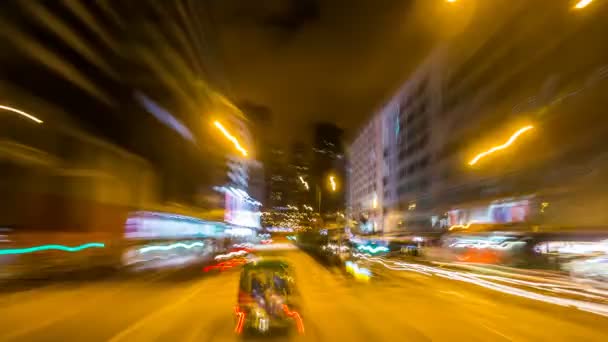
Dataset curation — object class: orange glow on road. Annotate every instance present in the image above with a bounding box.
[468,125,534,166]
[213,120,248,156]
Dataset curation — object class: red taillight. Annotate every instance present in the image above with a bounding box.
[203,258,247,273]
[234,306,246,334]
[282,304,305,334]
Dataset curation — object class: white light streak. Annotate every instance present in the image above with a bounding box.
[0,105,43,124]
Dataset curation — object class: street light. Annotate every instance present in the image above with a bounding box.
[213,120,248,157]
[329,175,337,192]
[574,0,594,9]
[468,125,534,166]
[0,105,43,124]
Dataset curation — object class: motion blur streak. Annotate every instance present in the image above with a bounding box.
[468,125,534,165]
[0,105,43,123]
[357,254,608,317]
[448,222,477,231]
[345,261,372,281]
[575,0,594,9]
[213,120,248,156]
[0,242,105,255]
[299,176,310,190]
[204,258,248,272]
[214,250,248,260]
[357,245,389,254]
[282,304,305,334]
[138,241,204,254]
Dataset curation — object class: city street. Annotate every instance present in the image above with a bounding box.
[1,250,607,341]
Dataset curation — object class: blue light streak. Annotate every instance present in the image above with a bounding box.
[139,241,205,254]
[357,245,389,254]
[0,243,105,255]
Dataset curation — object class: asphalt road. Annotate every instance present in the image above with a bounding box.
[1,250,607,341]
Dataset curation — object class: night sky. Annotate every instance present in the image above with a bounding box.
[0,0,441,148]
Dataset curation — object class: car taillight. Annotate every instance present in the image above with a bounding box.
[282,304,305,335]
[234,306,246,334]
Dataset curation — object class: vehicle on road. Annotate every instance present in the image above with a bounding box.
[234,259,305,337]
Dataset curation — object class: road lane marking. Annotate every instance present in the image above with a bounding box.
[479,322,515,341]
[108,275,235,342]
[0,269,187,340]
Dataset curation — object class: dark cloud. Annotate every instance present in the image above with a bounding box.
[209,0,436,143]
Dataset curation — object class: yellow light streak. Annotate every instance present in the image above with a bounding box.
[329,176,336,192]
[299,176,309,190]
[468,125,534,166]
[448,222,477,231]
[213,120,247,157]
[575,0,594,9]
[0,105,43,124]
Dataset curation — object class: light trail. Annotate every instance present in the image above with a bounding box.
[357,245,389,254]
[299,176,309,190]
[139,241,205,253]
[345,261,372,281]
[0,242,104,255]
[329,176,336,191]
[353,254,608,317]
[282,304,305,334]
[234,306,246,334]
[0,105,43,124]
[575,0,594,9]
[214,250,248,260]
[213,120,248,156]
[448,221,477,231]
[468,125,534,165]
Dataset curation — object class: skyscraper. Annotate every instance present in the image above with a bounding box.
[311,122,345,214]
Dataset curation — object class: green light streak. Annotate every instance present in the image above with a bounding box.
[0,243,105,255]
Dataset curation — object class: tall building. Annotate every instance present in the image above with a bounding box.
[347,115,383,233]
[260,144,313,230]
[287,142,312,207]
[264,146,289,209]
[311,123,346,214]
[381,52,443,232]
[240,102,273,206]
[352,1,608,232]
[225,116,251,191]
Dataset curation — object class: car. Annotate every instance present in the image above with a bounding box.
[234,260,305,337]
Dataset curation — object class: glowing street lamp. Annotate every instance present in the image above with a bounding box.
[213,120,248,157]
[468,125,534,166]
[574,0,594,9]
[0,105,43,124]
